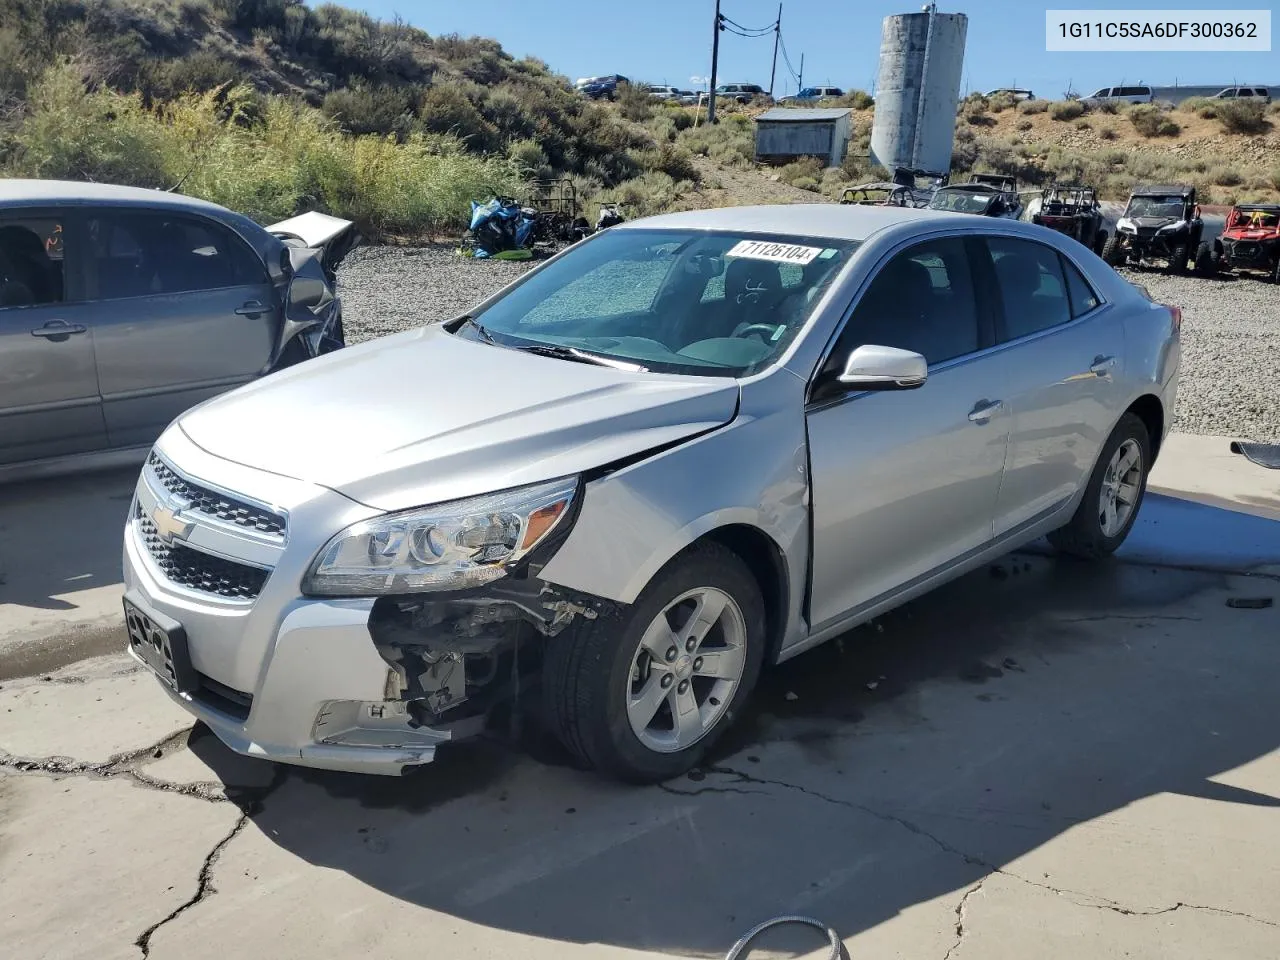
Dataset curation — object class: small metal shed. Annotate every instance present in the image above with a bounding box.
[753,108,852,167]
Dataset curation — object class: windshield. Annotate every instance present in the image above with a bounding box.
[929,190,995,215]
[1127,196,1185,219]
[463,228,858,377]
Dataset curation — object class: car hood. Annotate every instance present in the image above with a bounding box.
[177,325,740,512]
[1127,216,1183,230]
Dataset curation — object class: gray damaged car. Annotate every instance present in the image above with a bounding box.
[0,180,357,481]
[122,204,1180,783]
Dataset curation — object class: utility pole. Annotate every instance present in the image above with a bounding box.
[708,0,722,123]
[797,52,804,92]
[768,3,782,97]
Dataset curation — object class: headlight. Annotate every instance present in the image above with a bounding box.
[303,477,578,597]
[1118,219,1136,233]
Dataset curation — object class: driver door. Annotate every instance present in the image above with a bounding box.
[805,236,1010,631]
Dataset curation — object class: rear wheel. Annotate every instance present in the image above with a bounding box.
[1272,258,1280,284]
[541,544,764,783]
[1092,229,1109,257]
[1194,241,1217,277]
[1048,412,1151,560]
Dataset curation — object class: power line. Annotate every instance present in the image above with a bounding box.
[720,13,777,35]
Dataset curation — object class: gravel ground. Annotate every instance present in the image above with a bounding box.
[336,246,1280,443]
[1117,268,1280,443]
[336,245,534,344]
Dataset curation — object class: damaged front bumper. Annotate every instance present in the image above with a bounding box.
[124,498,613,775]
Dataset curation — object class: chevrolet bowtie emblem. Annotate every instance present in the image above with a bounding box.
[151,503,194,544]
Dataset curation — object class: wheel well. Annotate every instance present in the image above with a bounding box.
[699,525,789,665]
[1127,394,1164,458]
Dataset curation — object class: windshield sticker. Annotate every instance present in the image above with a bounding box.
[727,240,823,265]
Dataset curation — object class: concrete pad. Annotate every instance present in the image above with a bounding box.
[1150,433,1280,522]
[0,468,136,680]
[0,655,193,764]
[144,724,278,800]
[0,773,242,960]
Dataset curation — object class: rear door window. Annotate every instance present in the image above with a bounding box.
[86,212,265,300]
[983,237,1072,341]
[0,216,70,308]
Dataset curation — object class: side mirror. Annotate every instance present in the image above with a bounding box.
[837,344,928,391]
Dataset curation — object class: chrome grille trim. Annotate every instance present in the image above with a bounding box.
[147,452,287,538]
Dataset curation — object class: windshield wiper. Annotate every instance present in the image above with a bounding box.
[459,315,496,344]
[517,343,649,373]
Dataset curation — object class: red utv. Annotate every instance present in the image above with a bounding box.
[1210,204,1280,282]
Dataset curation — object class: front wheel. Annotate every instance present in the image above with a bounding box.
[1167,243,1190,275]
[1047,412,1151,560]
[541,543,764,783]
[1272,258,1280,284]
[1101,233,1124,267]
[1092,229,1109,257]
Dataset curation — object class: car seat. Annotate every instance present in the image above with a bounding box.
[713,258,786,340]
[0,226,58,304]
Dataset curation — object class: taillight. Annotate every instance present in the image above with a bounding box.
[1165,304,1182,335]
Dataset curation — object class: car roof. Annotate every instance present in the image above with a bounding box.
[1132,184,1193,197]
[1233,203,1280,212]
[619,203,981,242]
[0,178,233,215]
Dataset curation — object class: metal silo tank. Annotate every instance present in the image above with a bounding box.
[870,5,968,176]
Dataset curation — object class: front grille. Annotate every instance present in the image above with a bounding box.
[148,453,286,537]
[137,504,270,600]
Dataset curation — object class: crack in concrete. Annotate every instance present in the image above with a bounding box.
[1054,614,1203,623]
[133,813,248,958]
[674,765,1279,936]
[943,878,986,960]
[0,729,234,803]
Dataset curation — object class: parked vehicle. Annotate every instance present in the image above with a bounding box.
[678,90,702,106]
[839,181,921,208]
[927,175,1023,219]
[1103,184,1204,274]
[1032,183,1108,255]
[715,83,771,104]
[1208,204,1280,282]
[1212,86,1271,104]
[986,88,1034,101]
[123,204,1179,783]
[647,84,683,101]
[779,86,845,104]
[0,180,354,483]
[577,75,629,100]
[1082,85,1154,105]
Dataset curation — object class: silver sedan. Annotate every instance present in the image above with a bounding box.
[121,204,1180,783]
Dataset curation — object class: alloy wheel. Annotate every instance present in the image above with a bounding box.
[625,587,747,753]
[1099,438,1142,537]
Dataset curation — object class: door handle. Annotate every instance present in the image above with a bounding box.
[235,300,267,316]
[31,320,87,339]
[968,399,1004,423]
[1090,355,1117,377]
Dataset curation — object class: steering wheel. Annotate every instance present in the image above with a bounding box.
[733,323,782,341]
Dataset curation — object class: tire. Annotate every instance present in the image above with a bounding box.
[1092,229,1109,257]
[1100,233,1124,267]
[541,543,765,783]
[1273,258,1280,285]
[1047,412,1151,560]
[1194,242,1216,278]
[1167,243,1189,275]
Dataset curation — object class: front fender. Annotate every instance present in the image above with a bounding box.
[538,372,811,651]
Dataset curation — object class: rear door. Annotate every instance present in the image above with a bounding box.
[85,208,279,449]
[977,236,1126,537]
[806,235,1009,630]
[0,209,108,465]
